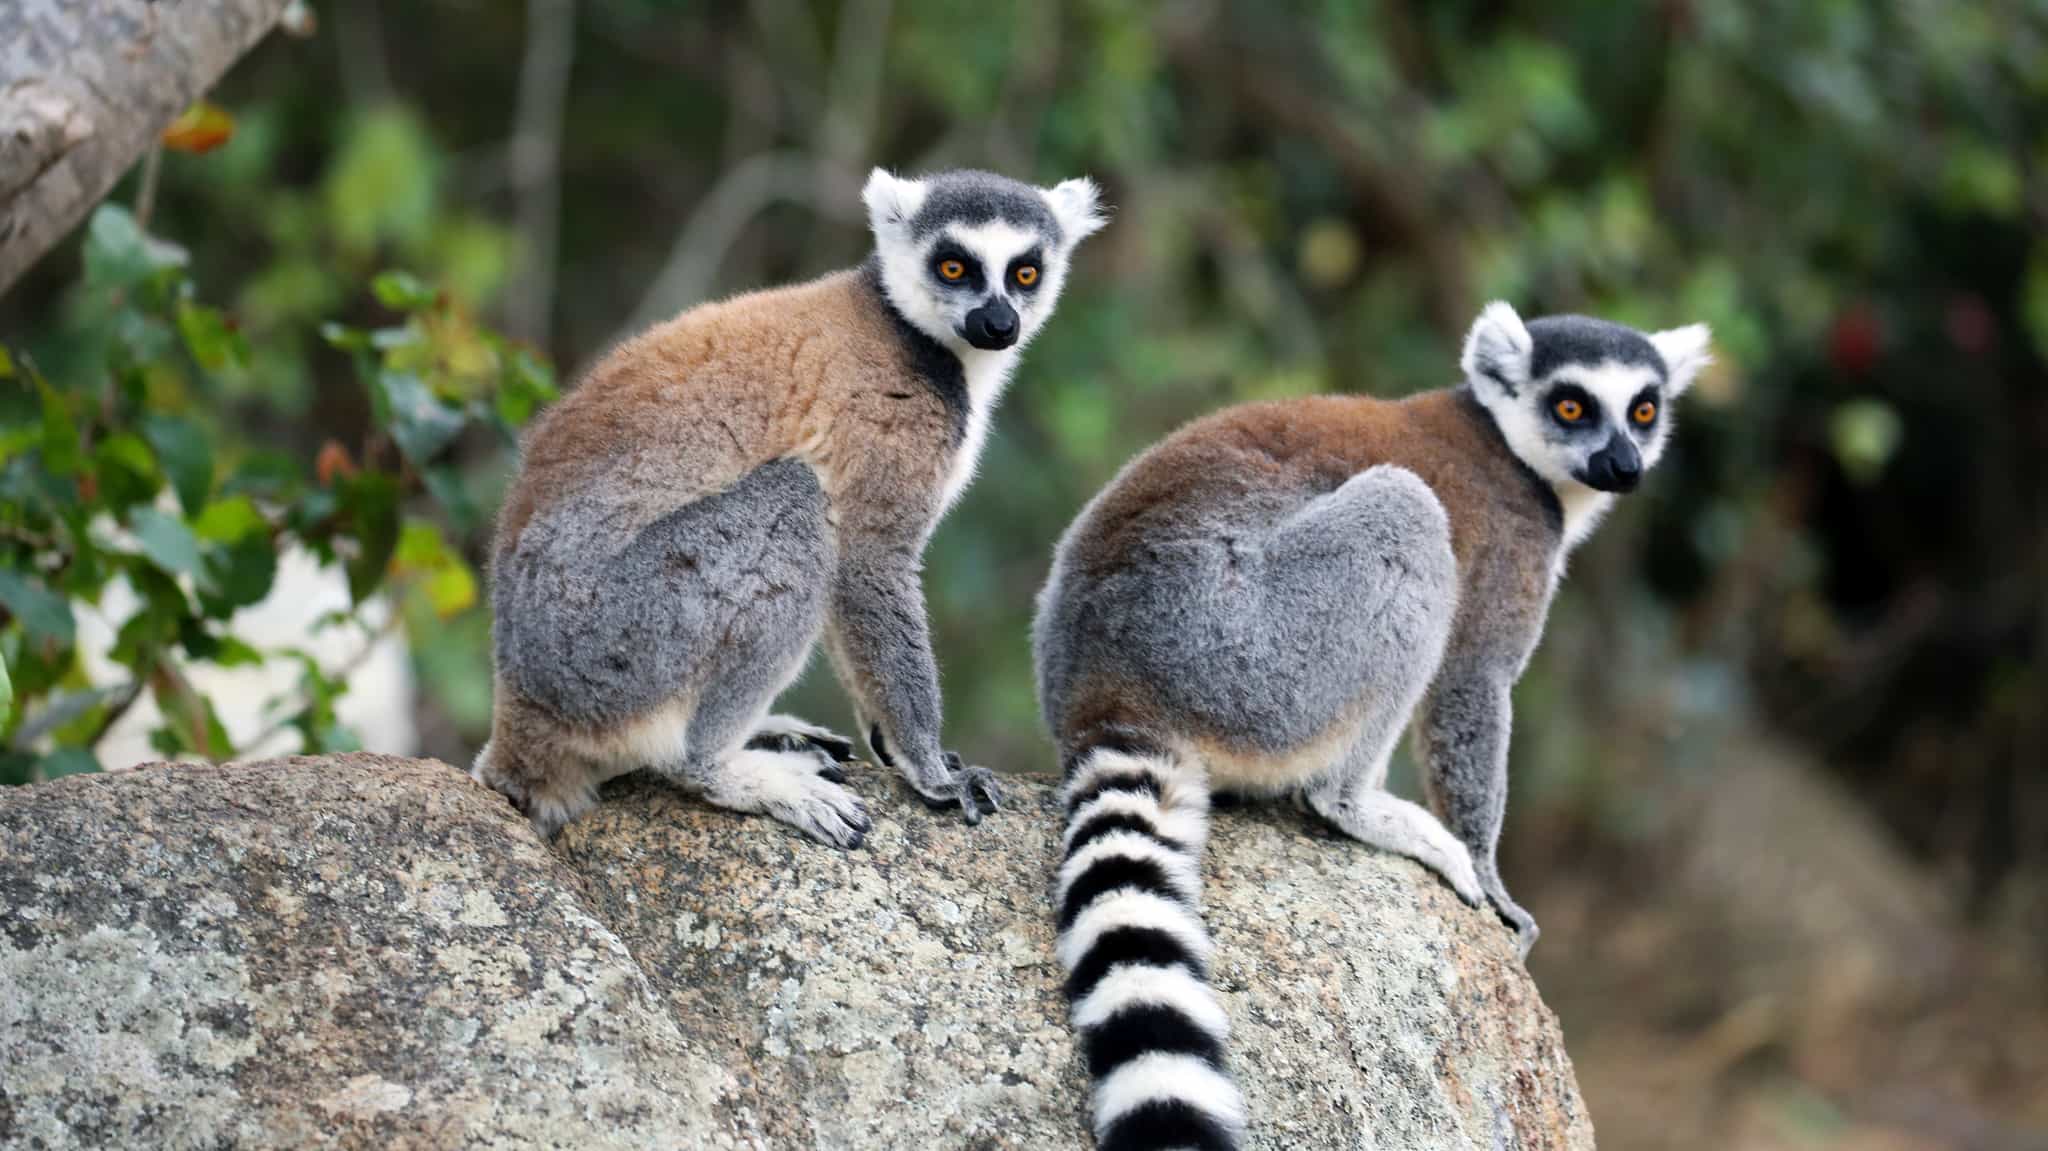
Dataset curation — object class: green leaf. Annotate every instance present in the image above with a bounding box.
[203,534,277,612]
[0,568,76,644]
[92,432,162,512]
[394,519,477,617]
[0,343,14,379]
[0,649,12,726]
[372,370,465,466]
[193,495,268,543]
[338,472,400,603]
[213,636,266,667]
[40,748,101,779]
[370,270,437,311]
[176,300,249,372]
[320,322,373,352]
[323,109,437,254]
[128,507,209,582]
[494,345,558,428]
[140,414,214,514]
[82,204,189,291]
[37,381,84,477]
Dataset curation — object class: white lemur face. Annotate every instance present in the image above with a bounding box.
[1461,301,1711,497]
[864,168,1106,355]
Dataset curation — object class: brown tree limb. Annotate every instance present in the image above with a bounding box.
[0,0,290,296]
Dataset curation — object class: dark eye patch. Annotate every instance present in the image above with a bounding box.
[1007,246,1046,291]
[1545,382,1601,432]
[1626,386,1662,434]
[929,241,985,291]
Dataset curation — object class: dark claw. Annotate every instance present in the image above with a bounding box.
[816,763,849,786]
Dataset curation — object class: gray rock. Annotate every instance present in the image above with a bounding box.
[0,754,1594,1149]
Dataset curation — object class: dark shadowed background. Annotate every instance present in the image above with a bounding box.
[2,2,2044,1147]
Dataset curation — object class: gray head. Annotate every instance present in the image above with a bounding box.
[864,168,1106,355]
[1460,301,1711,496]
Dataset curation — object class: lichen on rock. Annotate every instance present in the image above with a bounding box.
[0,754,1594,1149]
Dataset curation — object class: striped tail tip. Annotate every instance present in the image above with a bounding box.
[1055,742,1244,1150]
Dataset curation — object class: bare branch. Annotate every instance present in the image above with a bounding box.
[505,0,578,348]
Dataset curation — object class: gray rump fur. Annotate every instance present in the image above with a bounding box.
[1037,465,1459,771]
[493,458,832,729]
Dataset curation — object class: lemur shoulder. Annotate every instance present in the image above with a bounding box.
[1032,303,1710,1151]
[475,168,1105,845]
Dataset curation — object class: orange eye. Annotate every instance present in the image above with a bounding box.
[938,259,966,281]
[1633,400,1657,425]
[1013,264,1039,287]
[1554,398,1584,422]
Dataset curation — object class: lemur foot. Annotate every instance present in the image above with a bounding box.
[705,747,872,849]
[1487,888,1540,960]
[864,726,1004,825]
[746,714,858,764]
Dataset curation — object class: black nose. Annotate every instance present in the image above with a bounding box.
[962,300,1020,350]
[1581,434,1643,493]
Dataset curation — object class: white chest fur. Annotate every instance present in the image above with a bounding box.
[937,347,1017,516]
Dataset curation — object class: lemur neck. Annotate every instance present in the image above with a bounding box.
[1452,385,1569,545]
[858,257,971,448]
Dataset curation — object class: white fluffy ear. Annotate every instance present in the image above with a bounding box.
[1461,300,1532,396]
[1045,177,1107,243]
[863,168,928,239]
[1651,323,1713,395]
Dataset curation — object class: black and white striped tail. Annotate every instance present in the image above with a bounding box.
[1055,736,1245,1151]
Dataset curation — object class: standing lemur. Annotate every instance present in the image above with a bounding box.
[1034,303,1710,1150]
[475,168,1105,844]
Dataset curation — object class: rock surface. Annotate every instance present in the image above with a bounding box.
[0,754,1595,1149]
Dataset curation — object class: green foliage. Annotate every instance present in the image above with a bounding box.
[0,204,551,784]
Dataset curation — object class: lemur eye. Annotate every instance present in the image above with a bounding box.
[1554,398,1584,422]
[937,259,966,281]
[1013,264,1039,287]
[1632,400,1657,425]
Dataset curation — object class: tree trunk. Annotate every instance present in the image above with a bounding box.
[0,0,289,295]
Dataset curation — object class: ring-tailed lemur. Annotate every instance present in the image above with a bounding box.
[474,168,1105,844]
[1033,303,1709,1149]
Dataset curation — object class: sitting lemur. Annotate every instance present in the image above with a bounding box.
[475,168,1105,843]
[1033,303,1710,1151]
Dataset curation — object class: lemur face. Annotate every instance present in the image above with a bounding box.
[1461,302,1711,496]
[864,168,1105,355]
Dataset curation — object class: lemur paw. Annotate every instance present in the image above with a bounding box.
[768,772,873,849]
[915,751,1004,825]
[747,715,858,763]
[1490,893,1540,960]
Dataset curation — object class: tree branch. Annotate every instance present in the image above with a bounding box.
[0,0,291,295]
[505,0,577,348]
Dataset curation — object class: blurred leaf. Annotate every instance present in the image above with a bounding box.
[82,205,188,291]
[0,570,75,645]
[37,381,83,477]
[324,108,437,255]
[203,534,277,612]
[338,472,400,603]
[128,507,209,585]
[141,414,213,514]
[1829,399,1904,484]
[176,301,249,372]
[394,518,477,617]
[372,370,464,466]
[371,270,437,311]
[193,495,268,543]
[160,102,236,154]
[0,651,11,728]
[39,748,101,779]
[0,343,14,379]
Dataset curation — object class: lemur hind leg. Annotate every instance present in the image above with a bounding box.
[1304,741,1483,907]
[618,457,869,847]
[1274,466,1477,904]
